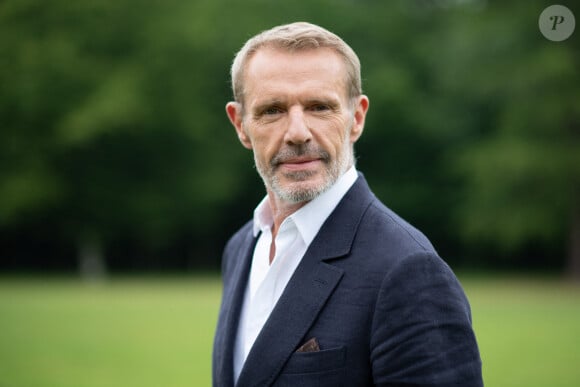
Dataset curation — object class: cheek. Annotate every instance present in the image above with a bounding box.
[250,130,282,162]
[310,117,351,154]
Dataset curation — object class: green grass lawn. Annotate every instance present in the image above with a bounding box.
[0,274,579,387]
[463,274,580,387]
[0,276,221,387]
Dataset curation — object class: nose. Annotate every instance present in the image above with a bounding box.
[284,107,312,145]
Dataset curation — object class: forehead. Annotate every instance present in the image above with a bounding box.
[243,47,348,105]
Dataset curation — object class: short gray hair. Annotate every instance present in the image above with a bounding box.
[230,22,362,104]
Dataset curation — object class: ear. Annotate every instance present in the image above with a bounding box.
[226,101,252,149]
[349,95,369,143]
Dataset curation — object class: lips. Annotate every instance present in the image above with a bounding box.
[281,157,320,165]
[278,157,322,171]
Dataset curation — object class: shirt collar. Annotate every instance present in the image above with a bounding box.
[252,166,358,246]
[253,196,273,237]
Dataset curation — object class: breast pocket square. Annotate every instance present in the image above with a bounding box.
[296,337,320,353]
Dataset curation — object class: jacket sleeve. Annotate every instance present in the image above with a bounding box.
[370,252,483,386]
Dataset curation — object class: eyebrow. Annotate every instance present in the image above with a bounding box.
[303,97,340,108]
[252,95,341,112]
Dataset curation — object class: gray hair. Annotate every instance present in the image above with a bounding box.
[230,22,362,104]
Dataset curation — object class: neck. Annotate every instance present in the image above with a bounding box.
[266,190,308,239]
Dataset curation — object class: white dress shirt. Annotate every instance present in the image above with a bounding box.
[233,166,358,382]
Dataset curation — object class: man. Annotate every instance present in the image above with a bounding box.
[213,22,483,387]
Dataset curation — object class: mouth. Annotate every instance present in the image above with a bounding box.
[271,146,330,174]
[278,157,323,172]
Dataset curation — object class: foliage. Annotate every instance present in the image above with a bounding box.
[0,0,577,272]
[437,3,580,262]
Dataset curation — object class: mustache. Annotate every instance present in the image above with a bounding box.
[270,144,330,167]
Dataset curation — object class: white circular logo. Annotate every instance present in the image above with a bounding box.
[539,5,576,41]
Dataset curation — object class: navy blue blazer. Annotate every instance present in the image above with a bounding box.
[213,174,483,386]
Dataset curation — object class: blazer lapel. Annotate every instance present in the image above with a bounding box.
[236,260,344,387]
[214,226,257,387]
[235,175,374,387]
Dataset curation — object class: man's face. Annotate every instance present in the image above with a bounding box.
[227,47,368,204]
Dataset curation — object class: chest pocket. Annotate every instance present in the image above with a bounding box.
[275,346,346,387]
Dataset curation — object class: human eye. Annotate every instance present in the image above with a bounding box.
[252,104,283,122]
[310,104,330,112]
[263,106,283,115]
[253,103,285,120]
[307,100,337,113]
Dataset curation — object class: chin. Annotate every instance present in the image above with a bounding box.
[276,177,332,203]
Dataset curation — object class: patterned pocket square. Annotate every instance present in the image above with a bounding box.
[296,337,320,353]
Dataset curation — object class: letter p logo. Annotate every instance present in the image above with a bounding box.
[550,15,565,30]
[539,5,576,41]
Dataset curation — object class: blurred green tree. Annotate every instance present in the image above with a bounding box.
[0,0,576,277]
[429,2,580,278]
[0,0,250,274]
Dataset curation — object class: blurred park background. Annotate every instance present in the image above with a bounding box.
[1,0,579,386]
